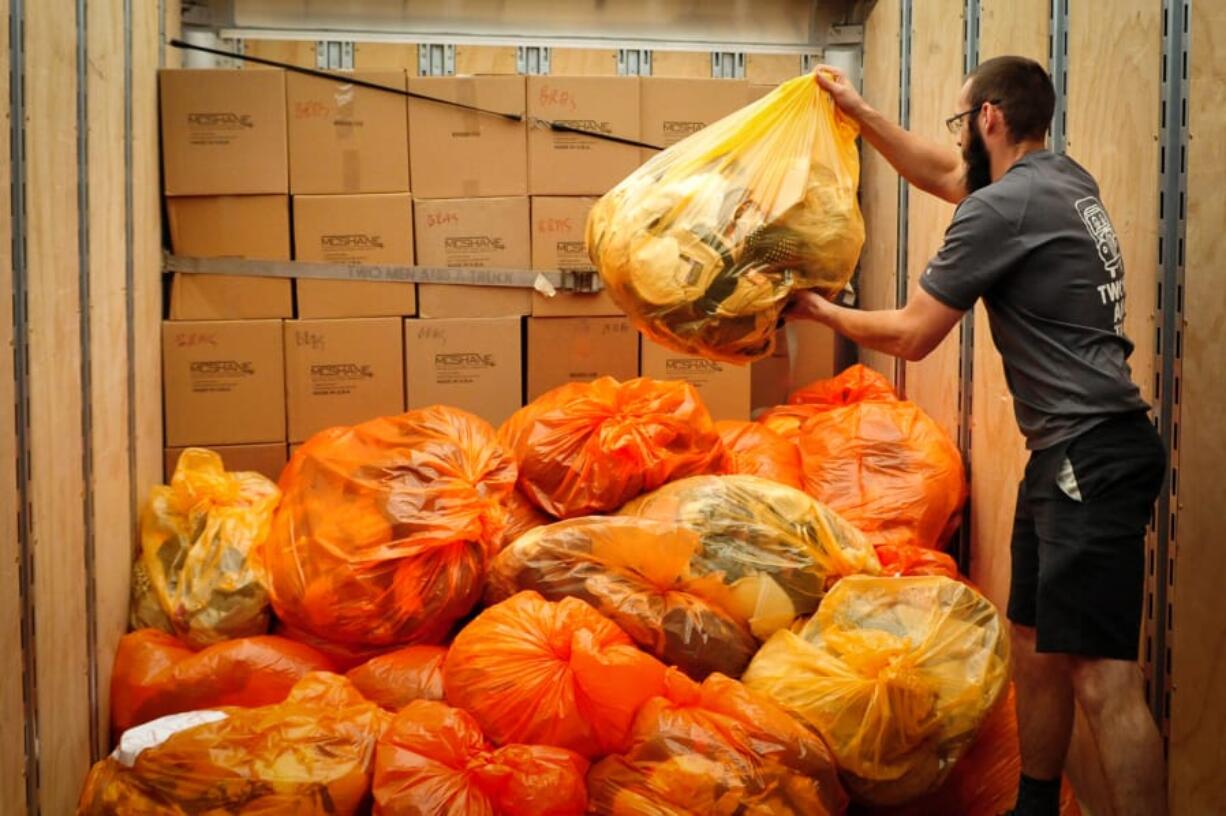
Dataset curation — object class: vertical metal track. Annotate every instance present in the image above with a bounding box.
[1049,0,1069,152]
[9,0,38,810]
[1150,0,1190,736]
[75,0,100,765]
[894,0,912,395]
[955,0,979,574]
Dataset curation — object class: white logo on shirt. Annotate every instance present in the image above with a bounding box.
[1075,196,1126,334]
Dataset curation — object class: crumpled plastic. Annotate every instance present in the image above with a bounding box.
[742,575,1009,805]
[863,685,1081,816]
[110,628,334,735]
[79,672,390,815]
[587,73,864,362]
[444,591,669,757]
[260,407,517,651]
[487,516,759,680]
[587,669,848,815]
[130,447,280,648]
[620,475,881,638]
[373,699,589,815]
[499,377,725,518]
[716,419,803,489]
[347,645,447,712]
[874,543,960,580]
[762,366,966,550]
[499,488,553,551]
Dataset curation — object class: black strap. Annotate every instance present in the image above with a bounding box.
[168,38,665,151]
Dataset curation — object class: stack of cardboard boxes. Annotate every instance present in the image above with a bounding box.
[160,67,833,480]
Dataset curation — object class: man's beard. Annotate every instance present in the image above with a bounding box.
[962,118,993,193]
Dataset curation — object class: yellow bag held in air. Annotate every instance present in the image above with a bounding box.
[130,448,280,648]
[742,575,1010,806]
[587,72,864,362]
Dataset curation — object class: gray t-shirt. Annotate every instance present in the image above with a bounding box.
[919,149,1149,450]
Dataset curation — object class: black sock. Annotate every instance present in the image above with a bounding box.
[1010,773,1062,816]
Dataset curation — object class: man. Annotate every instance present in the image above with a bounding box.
[787,57,1167,816]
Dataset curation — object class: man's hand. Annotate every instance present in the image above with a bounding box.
[783,290,834,325]
[813,64,869,120]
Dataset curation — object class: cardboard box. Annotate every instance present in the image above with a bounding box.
[286,70,410,194]
[641,341,751,422]
[526,317,639,400]
[640,78,748,152]
[787,321,837,391]
[160,69,288,196]
[164,443,289,484]
[405,317,523,427]
[284,318,406,442]
[529,195,620,316]
[167,195,291,260]
[293,192,417,318]
[162,320,286,447]
[409,75,527,199]
[751,346,791,414]
[167,194,293,320]
[527,76,641,195]
[748,83,779,103]
[414,197,532,317]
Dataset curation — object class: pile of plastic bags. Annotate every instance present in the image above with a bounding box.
[744,575,1010,805]
[716,419,803,489]
[260,406,517,651]
[130,448,280,648]
[499,376,726,518]
[587,72,864,362]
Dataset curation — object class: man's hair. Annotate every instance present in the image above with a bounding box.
[967,56,1055,142]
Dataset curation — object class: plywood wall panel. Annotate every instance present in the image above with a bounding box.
[903,0,964,439]
[1169,3,1226,813]
[858,0,901,385]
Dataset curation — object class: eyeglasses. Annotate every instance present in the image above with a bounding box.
[945,100,1000,134]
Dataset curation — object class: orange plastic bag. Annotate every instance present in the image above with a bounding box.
[499,377,725,518]
[130,447,280,648]
[874,543,960,579]
[865,685,1080,816]
[373,699,589,815]
[79,672,389,815]
[347,645,447,712]
[778,367,966,550]
[788,363,897,407]
[444,591,669,757]
[110,628,334,735]
[716,420,803,489]
[757,403,823,442]
[499,488,553,550]
[743,576,1010,805]
[587,669,848,815]
[487,516,759,680]
[261,407,517,650]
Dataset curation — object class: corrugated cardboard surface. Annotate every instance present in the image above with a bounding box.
[294,192,417,318]
[527,76,641,195]
[641,340,751,422]
[286,70,410,194]
[640,77,749,152]
[160,69,288,196]
[529,195,621,316]
[169,274,294,321]
[405,317,523,428]
[167,194,291,259]
[408,75,527,199]
[164,443,289,484]
[415,196,532,318]
[284,318,406,442]
[162,320,286,446]
[526,317,639,401]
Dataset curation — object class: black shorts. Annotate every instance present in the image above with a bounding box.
[1006,411,1166,660]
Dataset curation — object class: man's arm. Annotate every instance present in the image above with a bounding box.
[785,287,965,362]
[815,66,967,205]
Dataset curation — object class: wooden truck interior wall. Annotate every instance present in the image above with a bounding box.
[0,0,1222,813]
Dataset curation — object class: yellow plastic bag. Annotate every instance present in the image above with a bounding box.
[587,73,864,362]
[742,576,1009,806]
[130,448,280,648]
[620,475,880,639]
